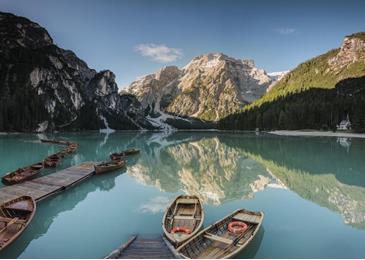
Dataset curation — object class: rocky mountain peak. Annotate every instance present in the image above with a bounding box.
[87,70,118,98]
[0,12,53,50]
[328,32,365,71]
[125,52,275,122]
[0,12,153,132]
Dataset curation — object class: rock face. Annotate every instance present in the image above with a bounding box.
[126,66,181,114]
[0,12,152,132]
[125,53,274,122]
[328,33,365,72]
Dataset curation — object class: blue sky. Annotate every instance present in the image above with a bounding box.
[1,0,365,88]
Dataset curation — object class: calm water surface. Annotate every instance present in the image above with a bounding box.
[0,131,365,258]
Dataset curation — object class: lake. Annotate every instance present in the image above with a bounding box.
[0,131,365,258]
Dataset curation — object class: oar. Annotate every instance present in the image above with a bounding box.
[0,217,19,233]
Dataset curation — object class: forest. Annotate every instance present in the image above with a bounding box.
[218,76,365,132]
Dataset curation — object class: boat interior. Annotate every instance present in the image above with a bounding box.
[178,211,262,259]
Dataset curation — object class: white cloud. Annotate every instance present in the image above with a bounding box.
[139,196,170,214]
[275,28,296,35]
[135,43,182,63]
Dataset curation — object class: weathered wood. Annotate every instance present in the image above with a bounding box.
[105,235,179,259]
[163,195,204,247]
[0,162,95,204]
[0,196,36,251]
[177,209,264,259]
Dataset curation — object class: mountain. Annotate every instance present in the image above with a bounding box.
[0,12,152,132]
[125,53,275,124]
[219,33,365,131]
[267,71,289,92]
[252,32,365,107]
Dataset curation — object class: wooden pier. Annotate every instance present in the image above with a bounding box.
[105,235,180,259]
[0,162,95,204]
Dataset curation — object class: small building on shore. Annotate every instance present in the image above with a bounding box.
[337,114,351,130]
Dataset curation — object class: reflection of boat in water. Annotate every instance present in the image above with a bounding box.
[0,168,122,258]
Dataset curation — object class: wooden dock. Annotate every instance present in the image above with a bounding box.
[0,162,95,204]
[105,235,180,259]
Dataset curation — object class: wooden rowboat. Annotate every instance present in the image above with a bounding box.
[110,148,140,160]
[94,160,126,174]
[2,167,40,185]
[177,209,264,259]
[163,195,204,247]
[0,196,36,251]
[30,162,43,170]
[43,154,61,168]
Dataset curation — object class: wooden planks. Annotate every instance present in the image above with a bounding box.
[0,162,95,204]
[105,235,179,259]
[233,212,261,224]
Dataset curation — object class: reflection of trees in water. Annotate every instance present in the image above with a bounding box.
[220,133,365,229]
[221,134,365,186]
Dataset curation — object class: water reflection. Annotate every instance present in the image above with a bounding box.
[1,131,365,258]
[220,133,365,229]
[0,164,126,258]
[128,134,284,205]
[124,132,365,229]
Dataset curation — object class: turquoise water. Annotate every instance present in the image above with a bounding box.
[0,131,365,258]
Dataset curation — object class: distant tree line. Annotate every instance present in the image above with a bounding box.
[218,76,365,132]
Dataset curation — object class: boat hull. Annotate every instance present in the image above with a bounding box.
[2,168,40,185]
[94,160,126,174]
[177,208,264,259]
[162,195,204,247]
[0,196,36,251]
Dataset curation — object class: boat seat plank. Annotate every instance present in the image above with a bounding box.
[176,198,198,204]
[173,215,195,220]
[0,216,26,224]
[204,233,233,245]
[233,213,261,224]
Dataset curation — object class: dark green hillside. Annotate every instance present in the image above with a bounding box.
[219,76,365,132]
[249,33,365,109]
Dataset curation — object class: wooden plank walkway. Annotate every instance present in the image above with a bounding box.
[105,235,180,259]
[0,162,95,204]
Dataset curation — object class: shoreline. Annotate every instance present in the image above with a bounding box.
[268,130,365,139]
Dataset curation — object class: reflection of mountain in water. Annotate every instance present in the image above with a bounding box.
[128,134,285,205]
[221,133,365,229]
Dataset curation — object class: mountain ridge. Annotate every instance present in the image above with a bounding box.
[125,52,276,123]
[0,11,153,132]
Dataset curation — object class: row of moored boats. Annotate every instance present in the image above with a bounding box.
[0,144,141,252]
[94,148,140,174]
[1,140,78,185]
